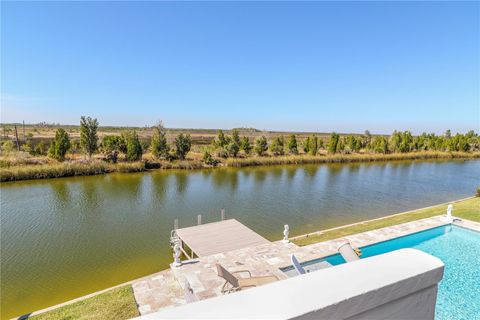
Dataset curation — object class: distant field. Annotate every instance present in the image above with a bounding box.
[0,123,379,146]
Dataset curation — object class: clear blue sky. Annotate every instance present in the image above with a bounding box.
[1,1,479,134]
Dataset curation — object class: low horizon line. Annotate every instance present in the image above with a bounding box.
[0,122,476,137]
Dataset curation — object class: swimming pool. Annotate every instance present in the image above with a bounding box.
[282,225,480,320]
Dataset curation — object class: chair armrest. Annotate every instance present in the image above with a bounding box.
[232,270,252,277]
[238,284,257,290]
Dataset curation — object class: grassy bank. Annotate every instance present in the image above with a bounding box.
[0,160,146,182]
[0,158,211,182]
[2,151,479,182]
[293,197,480,246]
[226,151,480,167]
[30,285,139,320]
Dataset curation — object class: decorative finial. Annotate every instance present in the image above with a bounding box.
[282,224,290,243]
[446,204,453,223]
[172,243,182,267]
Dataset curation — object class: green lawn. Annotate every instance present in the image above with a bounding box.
[30,285,139,320]
[293,197,480,246]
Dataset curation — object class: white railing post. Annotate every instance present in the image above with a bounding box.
[174,219,179,230]
[221,209,225,221]
[282,224,290,243]
[197,214,202,225]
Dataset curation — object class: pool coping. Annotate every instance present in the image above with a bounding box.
[283,219,480,272]
[290,196,476,242]
[453,218,480,232]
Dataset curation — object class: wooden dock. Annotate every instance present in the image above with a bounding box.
[175,219,270,257]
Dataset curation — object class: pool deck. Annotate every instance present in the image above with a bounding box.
[133,214,471,315]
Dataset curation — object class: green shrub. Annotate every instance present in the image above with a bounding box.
[2,140,14,153]
[102,135,126,163]
[203,151,219,166]
[21,140,34,155]
[214,130,228,148]
[70,139,81,154]
[476,187,480,197]
[308,135,318,155]
[287,134,298,155]
[126,131,143,161]
[216,147,228,158]
[151,122,169,159]
[303,136,310,154]
[48,128,70,161]
[80,116,99,158]
[35,141,47,156]
[241,137,252,155]
[175,133,191,160]
[226,141,240,157]
[269,136,285,156]
[254,136,268,156]
[328,132,340,154]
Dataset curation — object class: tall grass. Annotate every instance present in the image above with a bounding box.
[0,161,146,182]
[225,151,480,167]
[2,151,479,182]
[154,159,205,170]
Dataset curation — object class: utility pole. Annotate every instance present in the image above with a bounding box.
[23,120,26,141]
[14,125,20,151]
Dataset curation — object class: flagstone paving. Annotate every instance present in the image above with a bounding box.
[132,215,454,315]
[132,270,186,315]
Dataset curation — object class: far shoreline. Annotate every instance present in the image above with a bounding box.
[1,151,479,183]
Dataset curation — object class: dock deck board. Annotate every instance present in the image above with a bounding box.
[175,219,270,257]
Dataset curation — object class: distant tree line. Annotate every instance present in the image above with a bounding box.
[1,117,192,163]
[99,120,192,163]
[1,121,479,166]
[203,129,479,163]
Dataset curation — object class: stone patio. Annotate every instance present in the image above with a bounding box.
[132,270,186,315]
[132,214,471,316]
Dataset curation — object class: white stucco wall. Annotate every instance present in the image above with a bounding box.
[137,248,444,320]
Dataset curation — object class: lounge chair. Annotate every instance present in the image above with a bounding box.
[290,254,306,275]
[337,241,361,262]
[215,263,278,294]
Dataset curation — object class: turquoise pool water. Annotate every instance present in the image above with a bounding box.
[284,225,480,320]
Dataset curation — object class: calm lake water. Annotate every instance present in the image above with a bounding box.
[1,159,479,318]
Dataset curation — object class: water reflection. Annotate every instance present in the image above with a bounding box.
[51,181,70,207]
[150,173,170,204]
[107,174,142,199]
[211,170,238,192]
[286,167,297,181]
[80,179,101,212]
[174,173,189,195]
[253,169,268,183]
